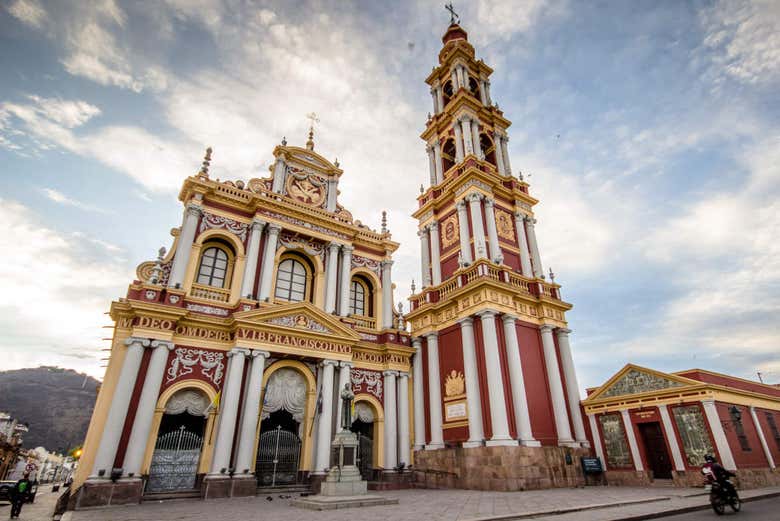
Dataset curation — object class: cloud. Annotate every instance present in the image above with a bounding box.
[41,188,112,214]
[6,0,47,28]
[471,0,567,44]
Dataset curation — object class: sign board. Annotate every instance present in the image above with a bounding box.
[445,401,467,422]
[581,457,603,474]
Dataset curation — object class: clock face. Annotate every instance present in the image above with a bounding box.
[286,174,326,206]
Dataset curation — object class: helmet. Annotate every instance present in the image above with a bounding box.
[704,454,716,463]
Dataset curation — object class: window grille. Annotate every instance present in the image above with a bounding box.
[196,247,228,288]
[275,258,307,302]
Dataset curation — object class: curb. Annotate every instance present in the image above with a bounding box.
[606,490,780,521]
[464,497,672,521]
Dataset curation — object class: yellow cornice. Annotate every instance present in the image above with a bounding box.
[272,145,343,177]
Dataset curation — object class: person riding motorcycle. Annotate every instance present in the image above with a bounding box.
[702,454,737,499]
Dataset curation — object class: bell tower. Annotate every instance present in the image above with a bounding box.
[407,14,591,490]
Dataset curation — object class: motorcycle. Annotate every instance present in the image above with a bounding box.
[702,466,741,515]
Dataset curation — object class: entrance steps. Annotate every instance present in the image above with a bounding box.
[142,489,201,502]
[256,483,313,497]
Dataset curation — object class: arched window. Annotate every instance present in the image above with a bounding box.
[275,257,309,302]
[441,138,456,174]
[480,133,497,168]
[468,76,481,100]
[349,280,367,316]
[442,79,454,107]
[196,246,229,288]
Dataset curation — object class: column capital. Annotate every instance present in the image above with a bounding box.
[700,398,715,405]
[418,227,429,237]
[327,241,341,252]
[250,349,271,359]
[514,211,526,220]
[341,244,354,253]
[150,339,174,350]
[397,371,410,379]
[250,217,266,230]
[320,359,339,368]
[185,202,202,217]
[424,331,439,340]
[458,317,474,327]
[228,347,251,357]
[383,370,399,377]
[483,197,495,208]
[429,221,438,231]
[267,223,282,234]
[524,215,537,225]
[500,314,516,326]
[124,337,151,348]
[539,324,555,333]
[556,328,572,337]
[411,337,423,348]
[381,259,394,268]
[466,192,483,203]
[456,199,467,210]
[339,361,353,368]
[476,309,498,319]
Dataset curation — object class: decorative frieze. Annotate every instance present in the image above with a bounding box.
[165,347,226,387]
[278,231,326,262]
[351,368,383,400]
[352,254,381,278]
[186,303,230,317]
[258,210,349,240]
[266,313,331,333]
[455,179,492,196]
[199,212,249,243]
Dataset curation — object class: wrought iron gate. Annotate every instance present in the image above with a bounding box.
[147,425,203,492]
[256,426,301,486]
[356,432,373,480]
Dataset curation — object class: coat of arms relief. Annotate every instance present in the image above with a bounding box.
[285,168,327,206]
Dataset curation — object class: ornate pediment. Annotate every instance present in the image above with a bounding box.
[593,365,693,400]
[233,301,360,341]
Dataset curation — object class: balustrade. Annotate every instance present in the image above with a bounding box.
[190,283,231,303]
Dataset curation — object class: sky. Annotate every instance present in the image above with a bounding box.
[0,0,778,394]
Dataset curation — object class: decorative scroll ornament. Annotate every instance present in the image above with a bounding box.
[258,210,349,240]
[351,255,381,278]
[261,368,307,423]
[601,368,685,398]
[165,389,210,416]
[136,260,171,285]
[354,401,375,423]
[351,369,383,399]
[267,314,330,333]
[441,214,459,249]
[495,209,515,240]
[186,303,229,317]
[247,178,272,192]
[166,348,226,386]
[444,370,465,397]
[285,168,326,206]
[278,231,325,262]
[199,212,249,242]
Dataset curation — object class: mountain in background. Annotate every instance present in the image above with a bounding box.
[0,367,99,454]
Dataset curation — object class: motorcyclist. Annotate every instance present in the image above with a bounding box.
[702,454,737,499]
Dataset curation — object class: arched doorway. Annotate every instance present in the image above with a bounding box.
[147,389,209,493]
[351,401,376,480]
[255,367,307,486]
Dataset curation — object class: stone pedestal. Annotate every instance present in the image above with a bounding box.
[72,478,143,509]
[201,475,231,499]
[320,430,367,496]
[229,475,258,497]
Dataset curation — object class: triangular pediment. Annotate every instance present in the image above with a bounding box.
[585,364,700,402]
[232,301,360,341]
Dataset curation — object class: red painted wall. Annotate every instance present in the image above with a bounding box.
[441,253,460,281]
[716,401,768,468]
[437,324,467,443]
[501,250,521,273]
[678,371,780,399]
[515,321,557,445]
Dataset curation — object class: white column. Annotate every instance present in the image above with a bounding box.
[338,245,353,317]
[240,218,265,299]
[458,66,467,90]
[485,80,492,105]
[471,118,483,159]
[334,362,352,432]
[556,329,588,445]
[467,193,487,259]
[209,348,249,476]
[540,325,575,446]
[478,311,516,446]
[383,370,398,470]
[514,212,533,277]
[501,136,512,175]
[168,203,201,288]
[454,121,464,163]
[587,413,607,469]
[456,200,472,265]
[326,176,338,212]
[324,242,340,313]
[430,88,438,114]
[450,69,458,90]
[459,318,484,447]
[90,337,149,478]
[271,156,287,193]
[257,223,281,301]
[524,217,544,278]
[433,141,444,183]
[233,350,270,476]
[461,117,474,156]
[381,260,394,329]
[621,410,644,471]
[419,228,431,287]
[483,198,503,264]
[493,132,506,175]
[436,87,444,113]
[397,372,411,466]
[750,406,776,469]
[123,340,174,477]
[429,223,442,285]
[479,80,488,105]
[314,360,337,474]
[426,145,436,185]
[412,339,426,450]
[425,333,444,449]
[658,405,686,472]
[502,316,539,446]
[702,400,737,470]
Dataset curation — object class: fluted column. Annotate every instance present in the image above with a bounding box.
[454,121,464,163]
[209,348,249,476]
[479,311,516,446]
[540,325,575,446]
[483,198,503,264]
[334,362,352,432]
[556,329,588,445]
[426,145,436,185]
[397,372,411,466]
[381,260,394,329]
[587,414,607,469]
[419,228,431,287]
[425,333,444,449]
[240,218,265,299]
[501,316,538,446]
[493,132,506,175]
[461,117,474,156]
[412,340,426,450]
[168,203,201,288]
[524,217,544,278]
[456,200,472,265]
[258,223,281,301]
[467,193,487,259]
[324,242,340,313]
[338,245,353,317]
[459,318,484,447]
[314,360,337,474]
[383,370,398,470]
[621,410,644,471]
[433,140,443,183]
[701,399,737,470]
[471,118,483,159]
[90,337,149,478]
[658,405,686,471]
[123,340,174,477]
[429,223,442,285]
[514,212,533,277]
[234,350,270,475]
[501,136,512,175]
[750,406,776,469]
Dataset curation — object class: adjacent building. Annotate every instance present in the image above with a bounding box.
[583,364,780,489]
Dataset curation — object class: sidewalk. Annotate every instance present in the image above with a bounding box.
[0,484,62,521]
[63,485,780,521]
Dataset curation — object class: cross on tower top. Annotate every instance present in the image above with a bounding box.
[445,2,459,24]
[305,112,319,150]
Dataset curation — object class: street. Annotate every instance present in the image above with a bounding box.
[0,484,60,521]
[661,496,780,519]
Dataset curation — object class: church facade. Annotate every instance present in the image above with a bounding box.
[406,23,590,491]
[71,133,413,507]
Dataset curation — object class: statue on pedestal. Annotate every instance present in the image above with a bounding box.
[340,383,354,431]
